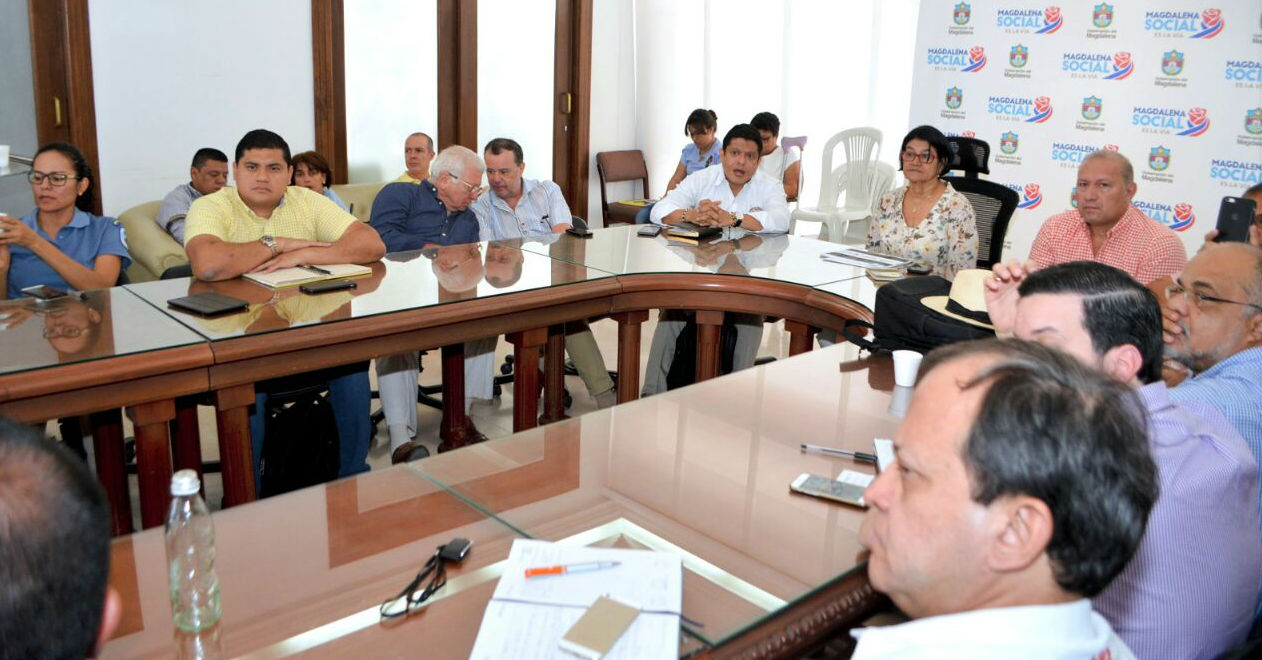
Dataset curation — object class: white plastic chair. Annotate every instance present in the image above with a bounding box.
[790,127,882,241]
[816,161,897,241]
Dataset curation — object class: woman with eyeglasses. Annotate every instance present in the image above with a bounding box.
[291,150,350,212]
[0,143,130,299]
[867,125,977,279]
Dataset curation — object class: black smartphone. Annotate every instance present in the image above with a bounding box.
[566,226,594,238]
[300,279,358,294]
[1214,196,1256,243]
[637,225,662,237]
[906,262,933,276]
[21,284,69,301]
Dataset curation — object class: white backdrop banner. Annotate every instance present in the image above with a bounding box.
[910,1,1262,261]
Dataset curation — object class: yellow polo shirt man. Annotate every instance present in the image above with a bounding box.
[186,185,356,246]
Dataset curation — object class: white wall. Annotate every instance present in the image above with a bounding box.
[89,0,315,215]
[586,0,639,225]
[345,0,437,183]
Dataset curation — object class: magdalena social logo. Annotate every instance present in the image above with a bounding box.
[1209,159,1262,186]
[1093,3,1113,28]
[1225,60,1262,87]
[1144,8,1224,38]
[1062,51,1132,79]
[1134,200,1196,231]
[1051,141,1099,168]
[1131,106,1210,136]
[925,46,987,73]
[988,95,1053,123]
[997,6,1063,33]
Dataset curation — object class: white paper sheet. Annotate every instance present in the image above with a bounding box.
[469,540,681,660]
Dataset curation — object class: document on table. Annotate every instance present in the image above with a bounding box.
[469,539,681,660]
[820,247,911,269]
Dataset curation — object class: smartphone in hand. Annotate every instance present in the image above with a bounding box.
[1213,196,1256,243]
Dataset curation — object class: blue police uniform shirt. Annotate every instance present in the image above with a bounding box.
[368,180,479,253]
[6,209,131,298]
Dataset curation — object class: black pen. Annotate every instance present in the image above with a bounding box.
[800,443,878,463]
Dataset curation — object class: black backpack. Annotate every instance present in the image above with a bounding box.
[842,275,994,354]
[259,385,340,497]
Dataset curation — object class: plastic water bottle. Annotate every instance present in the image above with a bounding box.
[165,469,222,632]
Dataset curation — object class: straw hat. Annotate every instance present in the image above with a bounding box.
[920,269,995,330]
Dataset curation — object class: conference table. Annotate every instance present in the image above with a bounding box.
[0,227,877,536]
[100,341,902,660]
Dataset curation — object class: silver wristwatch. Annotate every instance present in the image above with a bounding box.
[260,235,278,257]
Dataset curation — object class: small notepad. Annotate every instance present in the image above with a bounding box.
[560,596,640,660]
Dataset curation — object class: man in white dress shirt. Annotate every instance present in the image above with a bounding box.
[642,124,790,395]
[852,339,1156,660]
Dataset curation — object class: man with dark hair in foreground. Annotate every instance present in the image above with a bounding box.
[984,260,1260,659]
[0,417,120,659]
[853,339,1156,659]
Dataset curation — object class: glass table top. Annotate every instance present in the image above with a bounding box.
[0,287,207,376]
[511,226,870,287]
[123,243,620,341]
[411,343,900,650]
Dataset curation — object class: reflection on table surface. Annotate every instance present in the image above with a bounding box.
[512,225,868,286]
[101,344,899,659]
[0,288,205,375]
[122,244,619,341]
[416,342,898,650]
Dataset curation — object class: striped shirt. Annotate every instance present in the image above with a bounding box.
[1170,346,1262,486]
[1093,382,1261,660]
[1028,205,1186,284]
[471,178,571,241]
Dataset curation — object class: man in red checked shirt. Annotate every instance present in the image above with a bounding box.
[1028,150,1186,285]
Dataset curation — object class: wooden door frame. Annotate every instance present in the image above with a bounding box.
[28,0,103,215]
[552,0,592,218]
[311,0,592,210]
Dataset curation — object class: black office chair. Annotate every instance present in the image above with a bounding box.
[942,137,1018,269]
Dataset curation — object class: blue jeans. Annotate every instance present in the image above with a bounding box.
[635,204,655,224]
[248,362,372,488]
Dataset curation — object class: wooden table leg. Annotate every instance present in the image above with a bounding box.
[696,310,724,382]
[539,324,569,425]
[170,395,204,493]
[507,328,547,432]
[785,320,820,356]
[438,343,488,452]
[213,384,256,507]
[89,409,132,537]
[129,399,176,529]
[614,311,649,403]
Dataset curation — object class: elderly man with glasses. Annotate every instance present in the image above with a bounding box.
[1161,241,1262,472]
[369,145,492,460]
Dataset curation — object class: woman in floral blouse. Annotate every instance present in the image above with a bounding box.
[866,125,977,279]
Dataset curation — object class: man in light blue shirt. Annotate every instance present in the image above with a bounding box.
[470,138,615,409]
[155,148,229,245]
[1163,242,1262,473]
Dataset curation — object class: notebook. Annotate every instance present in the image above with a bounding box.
[665,222,722,240]
[242,263,372,289]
